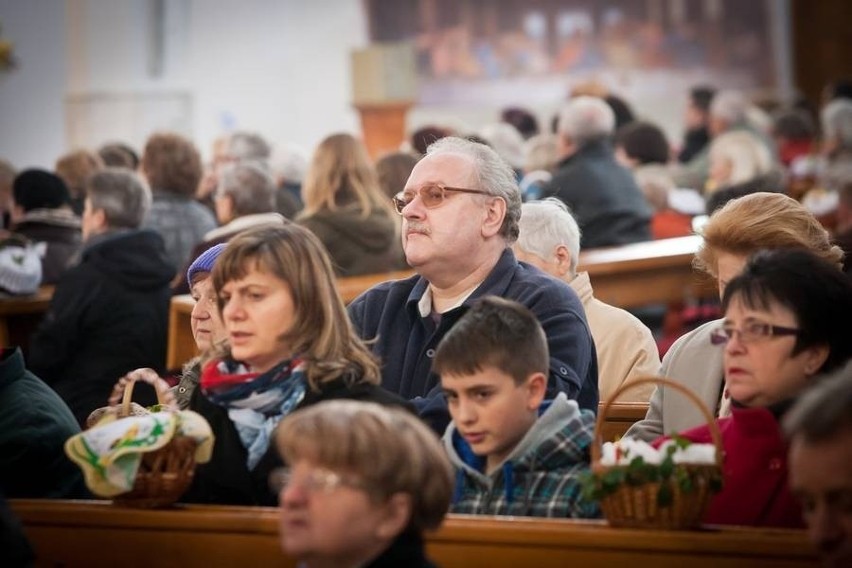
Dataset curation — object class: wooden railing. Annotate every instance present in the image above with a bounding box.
[11,499,817,568]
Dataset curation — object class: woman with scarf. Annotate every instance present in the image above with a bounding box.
[654,248,852,527]
[181,224,410,506]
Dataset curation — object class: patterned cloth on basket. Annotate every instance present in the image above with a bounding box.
[64,411,213,497]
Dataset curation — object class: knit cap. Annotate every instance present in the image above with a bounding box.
[0,234,43,295]
[187,243,227,285]
[12,169,71,212]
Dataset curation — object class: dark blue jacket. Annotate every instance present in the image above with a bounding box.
[544,139,652,249]
[348,248,598,432]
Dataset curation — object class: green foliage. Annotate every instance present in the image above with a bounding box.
[581,438,724,508]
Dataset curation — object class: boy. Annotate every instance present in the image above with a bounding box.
[434,296,599,518]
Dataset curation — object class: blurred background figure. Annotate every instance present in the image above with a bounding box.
[679,86,716,163]
[297,133,403,276]
[270,143,309,219]
[140,132,217,271]
[97,142,139,170]
[375,151,419,201]
[501,106,540,140]
[519,133,558,202]
[10,169,81,284]
[478,122,526,179]
[54,149,105,216]
[0,159,17,230]
[705,130,781,213]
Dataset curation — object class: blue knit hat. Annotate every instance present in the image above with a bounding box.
[187,243,227,285]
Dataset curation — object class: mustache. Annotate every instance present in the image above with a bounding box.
[405,222,430,235]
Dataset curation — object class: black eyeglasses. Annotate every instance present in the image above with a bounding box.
[709,322,801,345]
[392,183,491,215]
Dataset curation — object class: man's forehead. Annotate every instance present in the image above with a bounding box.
[406,152,477,188]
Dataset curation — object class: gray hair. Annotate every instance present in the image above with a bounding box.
[821,99,852,153]
[85,167,151,229]
[226,131,272,163]
[523,134,559,173]
[708,130,773,188]
[557,96,615,145]
[478,122,525,170]
[709,90,749,126]
[517,198,581,276]
[783,360,852,443]
[425,136,521,242]
[216,161,275,216]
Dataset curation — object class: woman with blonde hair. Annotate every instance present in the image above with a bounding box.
[627,192,844,442]
[297,133,403,276]
[276,400,452,567]
[181,224,409,505]
[705,130,782,213]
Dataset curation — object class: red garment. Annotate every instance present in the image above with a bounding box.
[654,405,804,528]
[652,210,693,240]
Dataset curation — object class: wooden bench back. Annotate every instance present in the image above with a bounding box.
[12,499,817,568]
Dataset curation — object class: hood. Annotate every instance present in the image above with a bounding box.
[82,229,176,290]
[443,393,596,503]
[302,205,397,253]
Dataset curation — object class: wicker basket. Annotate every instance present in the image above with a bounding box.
[103,368,198,508]
[591,376,724,530]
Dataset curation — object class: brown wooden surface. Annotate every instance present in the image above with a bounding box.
[598,401,648,442]
[0,285,54,352]
[12,499,817,568]
[355,101,414,160]
[791,0,852,108]
[578,235,716,309]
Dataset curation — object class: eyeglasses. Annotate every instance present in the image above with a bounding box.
[269,466,365,495]
[392,183,492,215]
[709,322,801,345]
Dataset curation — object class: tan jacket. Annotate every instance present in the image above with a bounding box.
[570,272,660,402]
[625,319,726,442]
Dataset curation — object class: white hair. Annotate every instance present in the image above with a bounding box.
[227,131,271,162]
[478,122,525,170]
[821,99,852,152]
[557,96,615,145]
[523,134,559,173]
[709,130,773,188]
[517,198,581,276]
[271,144,309,183]
[709,90,749,126]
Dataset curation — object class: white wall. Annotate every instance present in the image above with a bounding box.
[0,0,369,168]
[0,0,67,169]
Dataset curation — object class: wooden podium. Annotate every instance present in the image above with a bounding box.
[354,100,414,160]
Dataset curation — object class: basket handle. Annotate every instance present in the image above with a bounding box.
[592,376,723,467]
[107,368,178,418]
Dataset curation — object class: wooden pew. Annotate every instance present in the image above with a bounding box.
[0,285,54,354]
[577,235,716,309]
[598,401,648,441]
[12,499,817,567]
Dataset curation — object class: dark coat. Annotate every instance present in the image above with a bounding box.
[348,248,598,434]
[13,209,82,284]
[182,375,413,506]
[297,204,406,277]
[0,348,89,498]
[28,230,175,425]
[544,139,652,249]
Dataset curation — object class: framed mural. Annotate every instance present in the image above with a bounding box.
[364,0,785,110]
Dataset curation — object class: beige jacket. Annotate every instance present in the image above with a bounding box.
[625,319,726,442]
[570,272,660,402]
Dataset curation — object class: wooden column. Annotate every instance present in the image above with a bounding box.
[354,101,414,160]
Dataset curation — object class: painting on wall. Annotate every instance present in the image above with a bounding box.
[365,0,784,109]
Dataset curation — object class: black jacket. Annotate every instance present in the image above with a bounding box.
[182,375,413,506]
[544,139,652,249]
[28,229,175,425]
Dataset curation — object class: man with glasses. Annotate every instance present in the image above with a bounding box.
[348,136,598,434]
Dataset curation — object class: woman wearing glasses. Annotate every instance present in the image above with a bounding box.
[181,224,410,506]
[628,192,845,441]
[275,400,453,567]
[655,248,852,527]
[296,133,405,277]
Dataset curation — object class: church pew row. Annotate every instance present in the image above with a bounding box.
[11,499,817,568]
[166,235,714,369]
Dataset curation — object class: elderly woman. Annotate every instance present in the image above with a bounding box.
[171,243,229,409]
[655,248,852,527]
[275,400,453,567]
[627,192,844,441]
[297,133,403,277]
[181,224,409,505]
